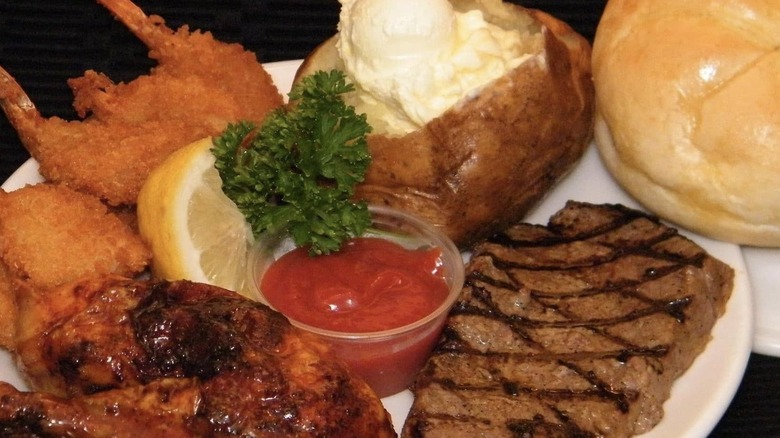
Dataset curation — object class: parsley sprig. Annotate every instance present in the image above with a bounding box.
[212,70,372,255]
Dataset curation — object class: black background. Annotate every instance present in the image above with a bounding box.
[0,1,777,436]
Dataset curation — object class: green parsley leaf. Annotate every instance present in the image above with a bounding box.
[212,70,372,255]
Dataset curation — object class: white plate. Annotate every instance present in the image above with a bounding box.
[744,247,780,356]
[1,60,753,437]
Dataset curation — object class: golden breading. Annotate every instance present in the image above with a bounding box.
[0,262,14,350]
[0,183,151,293]
[0,0,283,206]
[0,183,152,352]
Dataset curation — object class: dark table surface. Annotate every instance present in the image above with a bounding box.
[0,1,777,436]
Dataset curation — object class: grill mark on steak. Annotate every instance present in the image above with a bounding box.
[428,359,640,410]
[463,282,693,328]
[402,201,733,438]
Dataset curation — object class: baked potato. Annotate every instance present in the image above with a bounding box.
[294,0,595,248]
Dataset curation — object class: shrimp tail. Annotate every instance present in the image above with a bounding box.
[96,0,171,51]
[0,65,45,157]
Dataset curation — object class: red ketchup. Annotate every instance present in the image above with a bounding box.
[260,236,451,397]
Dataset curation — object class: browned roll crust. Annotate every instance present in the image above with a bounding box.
[592,0,780,246]
[296,0,595,248]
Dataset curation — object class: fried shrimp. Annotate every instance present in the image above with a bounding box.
[0,263,15,349]
[0,183,152,350]
[0,0,283,206]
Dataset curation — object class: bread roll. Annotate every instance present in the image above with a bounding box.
[592,0,780,246]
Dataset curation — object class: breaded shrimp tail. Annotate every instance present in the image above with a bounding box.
[96,0,283,119]
[0,0,283,206]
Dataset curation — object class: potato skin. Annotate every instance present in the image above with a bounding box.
[296,1,594,248]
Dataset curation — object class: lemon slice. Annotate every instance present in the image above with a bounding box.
[137,137,256,297]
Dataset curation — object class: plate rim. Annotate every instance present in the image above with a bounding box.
[0,59,754,438]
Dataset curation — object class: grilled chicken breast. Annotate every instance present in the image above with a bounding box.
[5,276,396,437]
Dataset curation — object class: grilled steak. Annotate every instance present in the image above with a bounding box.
[402,201,733,438]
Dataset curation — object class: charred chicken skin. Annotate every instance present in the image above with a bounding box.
[4,276,396,437]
